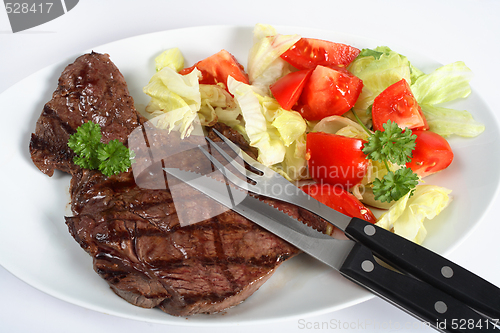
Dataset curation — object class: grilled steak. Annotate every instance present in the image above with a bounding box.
[30,52,143,176]
[29,52,326,316]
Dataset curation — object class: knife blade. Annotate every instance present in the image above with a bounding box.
[166,167,357,269]
[164,167,499,333]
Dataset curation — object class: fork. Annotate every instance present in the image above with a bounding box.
[200,129,351,230]
[198,128,500,321]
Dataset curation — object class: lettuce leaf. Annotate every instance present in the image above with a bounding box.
[280,133,308,181]
[247,23,300,95]
[199,84,241,127]
[143,67,201,138]
[410,61,484,137]
[227,76,308,179]
[271,109,307,146]
[227,76,286,166]
[154,47,185,72]
[145,66,201,110]
[144,66,246,138]
[375,185,452,244]
[419,104,485,137]
[348,46,411,112]
[410,63,425,84]
[411,61,473,105]
[311,115,370,140]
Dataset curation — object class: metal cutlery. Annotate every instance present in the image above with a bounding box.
[163,129,500,332]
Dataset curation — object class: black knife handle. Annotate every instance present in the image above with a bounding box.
[345,217,500,320]
[340,242,499,332]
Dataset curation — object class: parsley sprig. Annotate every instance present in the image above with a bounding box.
[371,167,419,203]
[352,112,419,203]
[67,121,134,177]
[362,120,416,166]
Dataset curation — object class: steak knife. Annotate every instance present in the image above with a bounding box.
[164,167,500,333]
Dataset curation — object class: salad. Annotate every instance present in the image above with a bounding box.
[141,23,485,245]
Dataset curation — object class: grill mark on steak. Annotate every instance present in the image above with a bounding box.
[205,215,239,294]
[29,104,77,175]
[29,52,327,316]
[40,104,77,134]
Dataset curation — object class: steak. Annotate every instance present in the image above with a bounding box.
[30,52,143,176]
[29,52,327,316]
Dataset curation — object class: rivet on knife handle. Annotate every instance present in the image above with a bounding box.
[346,217,500,320]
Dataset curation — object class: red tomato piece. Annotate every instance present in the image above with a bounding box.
[281,38,361,70]
[301,183,376,223]
[406,130,454,178]
[298,65,363,120]
[372,79,429,131]
[269,69,313,110]
[306,132,369,189]
[179,49,249,89]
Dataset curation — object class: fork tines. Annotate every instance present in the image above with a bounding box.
[198,130,258,190]
[199,129,297,200]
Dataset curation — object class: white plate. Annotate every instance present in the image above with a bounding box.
[0,25,499,326]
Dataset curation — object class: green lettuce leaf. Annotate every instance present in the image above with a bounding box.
[410,63,425,84]
[348,46,411,112]
[410,61,484,137]
[227,76,286,166]
[411,61,472,105]
[419,104,485,137]
[280,133,308,181]
[271,108,307,147]
[154,47,185,72]
[375,185,452,244]
[143,67,201,138]
[144,66,201,111]
[311,115,370,140]
[247,23,300,95]
[227,76,308,178]
[199,84,241,127]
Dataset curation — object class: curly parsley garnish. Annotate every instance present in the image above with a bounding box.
[352,112,420,203]
[371,167,419,203]
[67,121,134,177]
[67,121,102,169]
[362,120,417,165]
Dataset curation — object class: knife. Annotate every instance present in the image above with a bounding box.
[196,129,500,323]
[164,167,499,333]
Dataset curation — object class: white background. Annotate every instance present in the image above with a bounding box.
[1,1,499,332]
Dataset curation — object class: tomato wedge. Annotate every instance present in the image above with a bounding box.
[306,132,369,188]
[372,78,429,131]
[406,130,454,178]
[301,183,376,223]
[269,69,312,110]
[179,49,249,88]
[280,38,361,70]
[298,65,363,120]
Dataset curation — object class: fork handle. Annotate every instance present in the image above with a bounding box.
[340,242,498,332]
[345,217,500,320]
